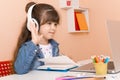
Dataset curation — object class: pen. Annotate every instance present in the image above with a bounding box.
[100,55,104,62]
[64,77,93,80]
[94,56,100,63]
[91,56,96,63]
[91,55,110,63]
[104,57,110,63]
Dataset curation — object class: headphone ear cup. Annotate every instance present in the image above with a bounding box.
[27,18,39,31]
[32,18,39,31]
[26,4,38,31]
[27,20,31,31]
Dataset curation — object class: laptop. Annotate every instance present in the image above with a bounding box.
[70,20,120,74]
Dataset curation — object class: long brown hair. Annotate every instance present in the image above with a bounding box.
[13,2,60,63]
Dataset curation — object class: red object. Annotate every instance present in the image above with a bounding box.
[66,0,71,6]
[74,12,80,31]
[0,61,14,77]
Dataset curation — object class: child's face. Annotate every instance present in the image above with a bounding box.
[39,22,58,40]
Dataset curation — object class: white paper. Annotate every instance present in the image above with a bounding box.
[37,55,78,70]
[37,64,77,70]
[38,55,77,65]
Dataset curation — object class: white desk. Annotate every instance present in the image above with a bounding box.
[0,70,99,80]
[0,60,120,80]
[1,70,120,80]
[0,70,74,80]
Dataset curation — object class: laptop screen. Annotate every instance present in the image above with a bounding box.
[106,20,120,73]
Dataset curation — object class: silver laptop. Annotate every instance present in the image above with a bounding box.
[70,20,120,74]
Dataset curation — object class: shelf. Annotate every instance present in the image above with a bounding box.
[59,0,89,32]
[59,0,72,9]
[67,8,90,32]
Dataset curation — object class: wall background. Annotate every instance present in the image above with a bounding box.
[0,0,120,61]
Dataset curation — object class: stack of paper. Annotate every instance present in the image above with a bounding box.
[37,56,79,71]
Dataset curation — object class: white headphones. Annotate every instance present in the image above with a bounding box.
[27,4,39,31]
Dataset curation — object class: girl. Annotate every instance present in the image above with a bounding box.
[14,2,60,74]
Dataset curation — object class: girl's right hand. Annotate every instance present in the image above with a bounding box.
[29,21,43,45]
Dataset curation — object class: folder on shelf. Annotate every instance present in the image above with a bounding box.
[74,12,80,31]
[75,12,88,30]
[37,56,78,72]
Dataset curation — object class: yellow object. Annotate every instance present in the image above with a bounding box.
[75,12,88,30]
[94,62,107,75]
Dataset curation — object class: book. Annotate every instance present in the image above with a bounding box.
[37,56,79,71]
[75,12,88,30]
[74,12,80,31]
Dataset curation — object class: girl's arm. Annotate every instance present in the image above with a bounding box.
[14,41,38,74]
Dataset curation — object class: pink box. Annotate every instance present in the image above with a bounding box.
[66,0,71,6]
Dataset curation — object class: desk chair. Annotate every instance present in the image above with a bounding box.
[0,61,14,77]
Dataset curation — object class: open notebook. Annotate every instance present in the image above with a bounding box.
[37,56,79,71]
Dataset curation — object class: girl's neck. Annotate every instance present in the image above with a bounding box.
[39,38,49,45]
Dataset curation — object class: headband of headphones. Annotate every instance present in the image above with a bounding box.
[27,4,39,31]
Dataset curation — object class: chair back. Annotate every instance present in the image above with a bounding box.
[0,61,14,77]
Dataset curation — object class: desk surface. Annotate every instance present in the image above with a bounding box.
[0,59,120,80]
[0,70,106,80]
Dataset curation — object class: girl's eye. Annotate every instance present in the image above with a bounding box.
[54,23,57,26]
[47,22,58,26]
[47,22,52,25]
